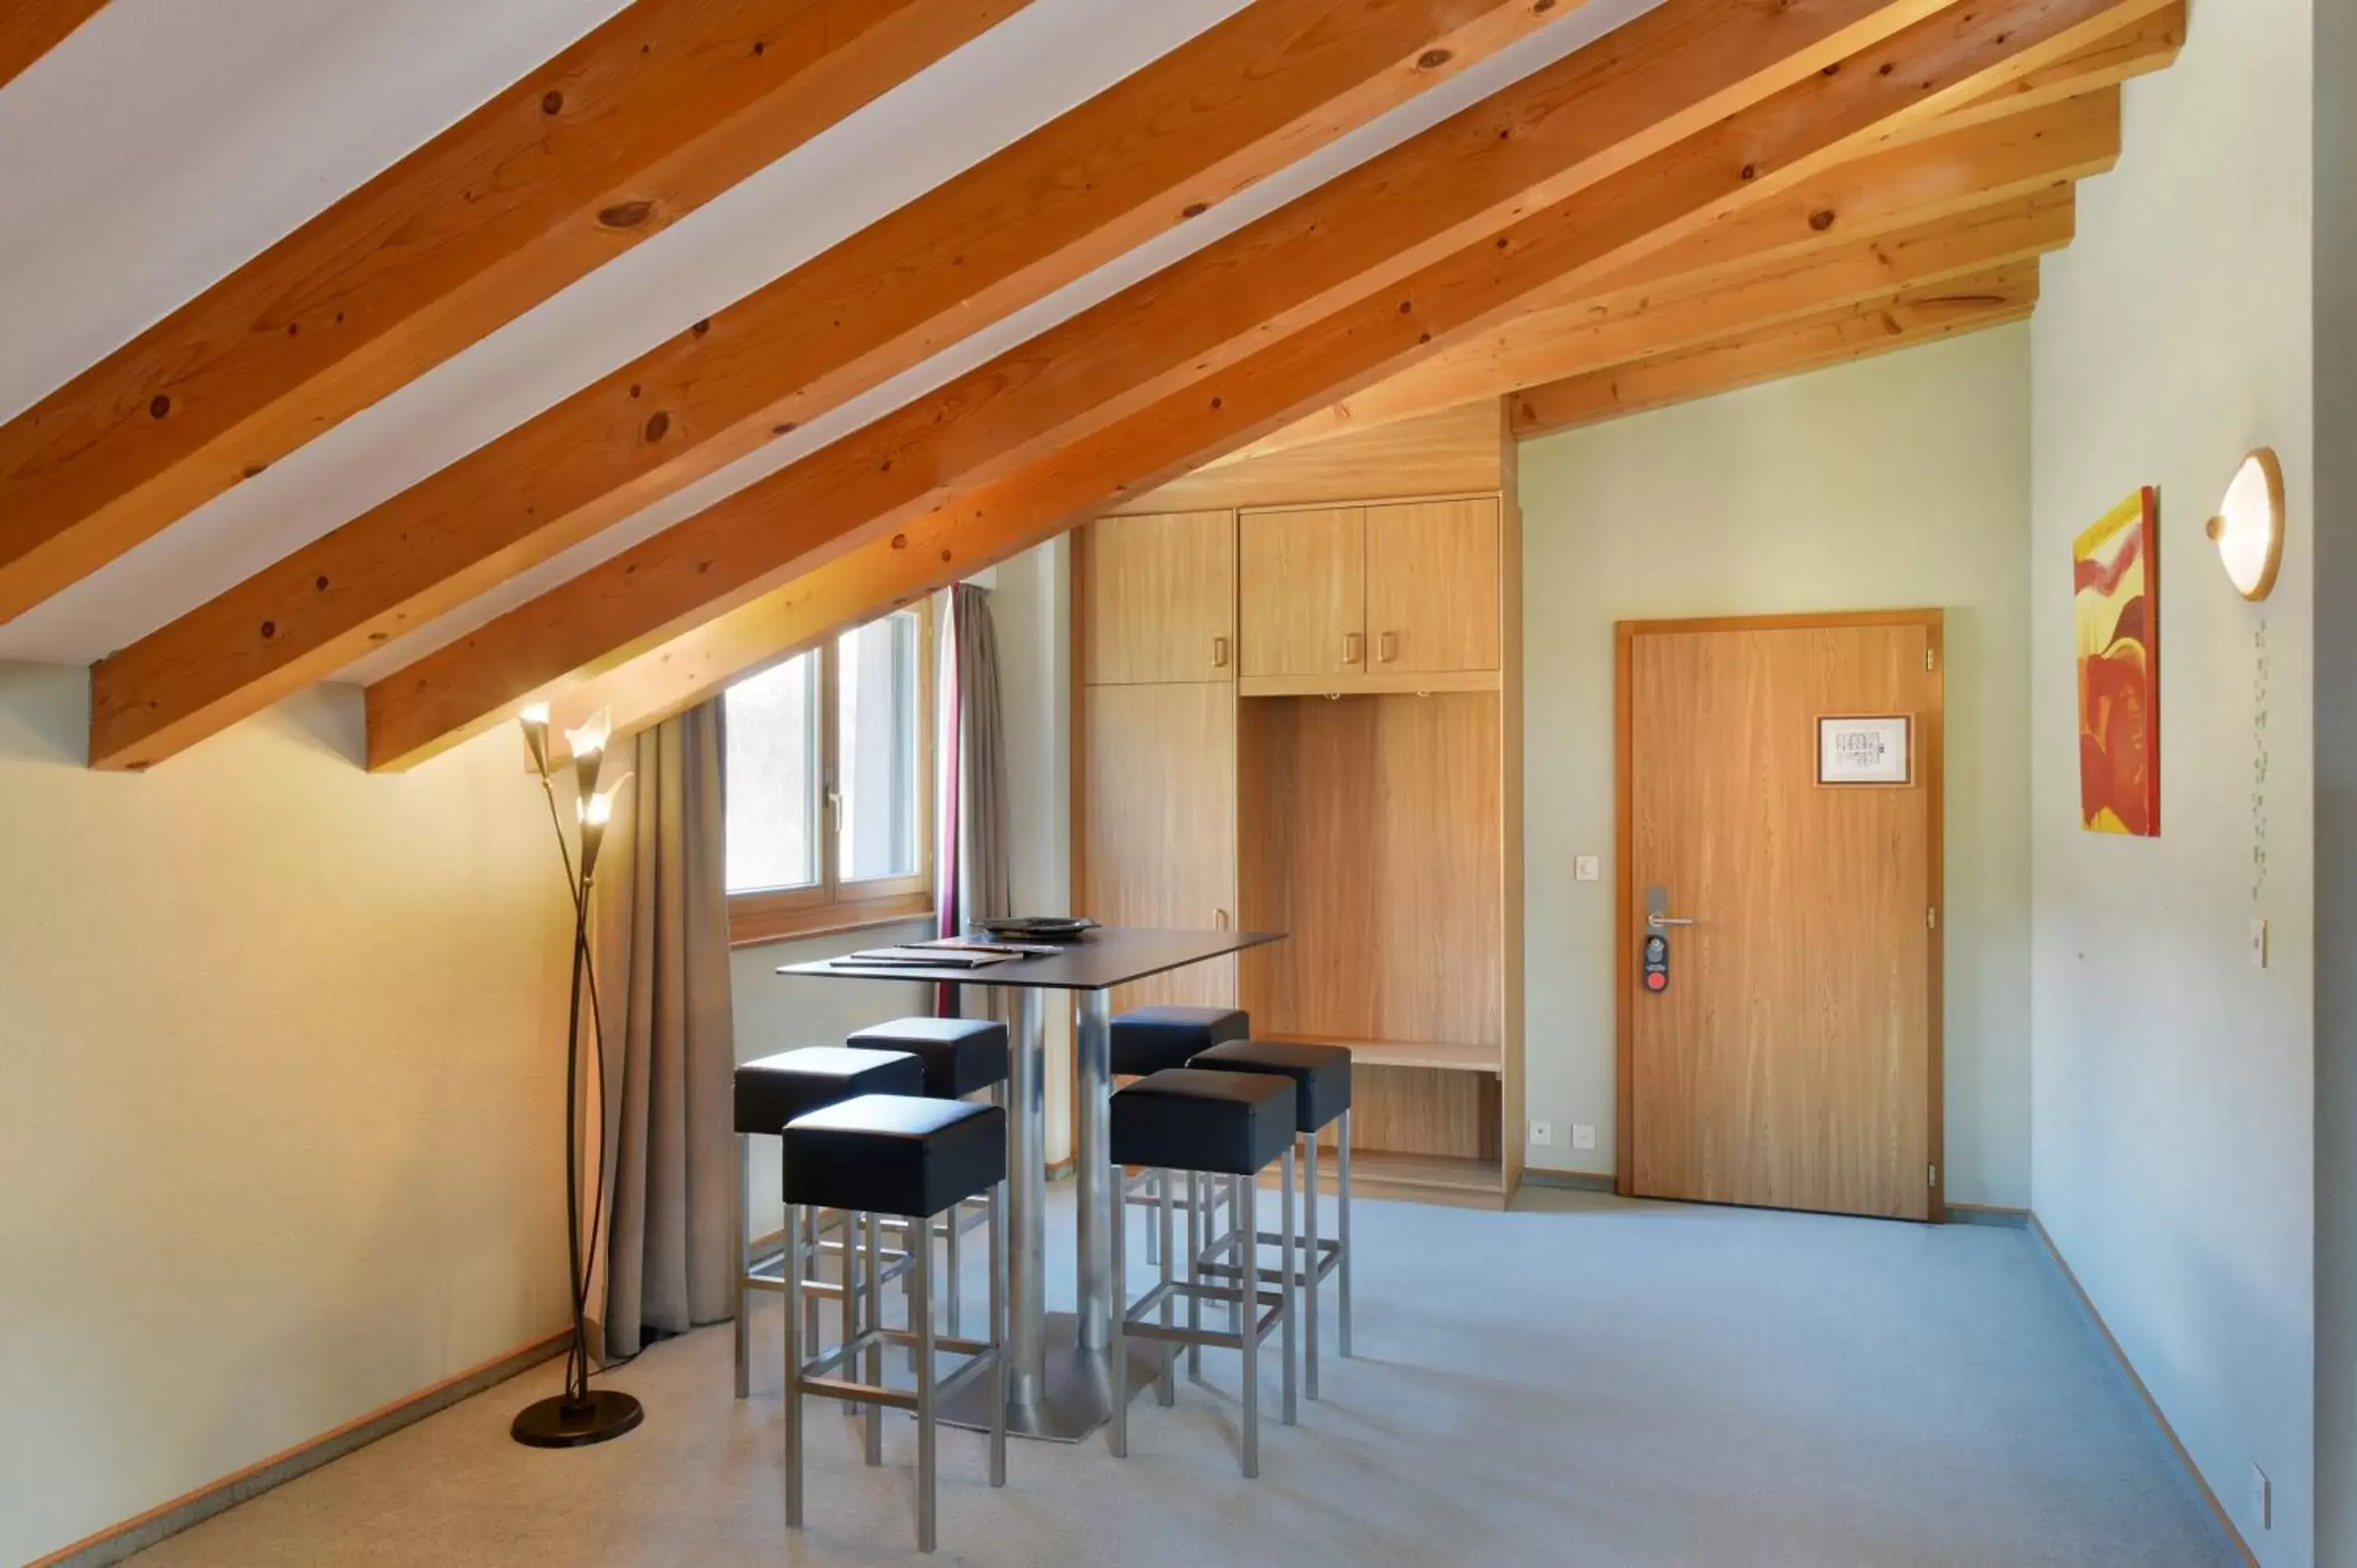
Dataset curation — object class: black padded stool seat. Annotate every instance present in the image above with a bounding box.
[735,1046,922,1136]
[1112,1068,1295,1177]
[1109,1005,1250,1078]
[847,1017,1011,1099]
[1188,1040,1351,1132]
[783,1095,1006,1219]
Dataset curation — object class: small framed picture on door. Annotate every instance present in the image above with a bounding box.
[1818,714,1912,786]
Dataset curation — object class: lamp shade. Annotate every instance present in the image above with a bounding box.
[2206,448,2286,601]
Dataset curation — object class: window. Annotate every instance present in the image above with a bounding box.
[724,606,931,943]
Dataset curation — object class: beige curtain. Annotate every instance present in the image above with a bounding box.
[587,702,737,1359]
[937,585,1013,1017]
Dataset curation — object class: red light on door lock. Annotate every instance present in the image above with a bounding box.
[1645,970,1668,992]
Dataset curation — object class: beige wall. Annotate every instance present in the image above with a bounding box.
[1515,324,2035,1207]
[2028,3,2316,1558]
[0,666,574,1566]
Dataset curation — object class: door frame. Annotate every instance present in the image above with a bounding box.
[1613,609,1946,1220]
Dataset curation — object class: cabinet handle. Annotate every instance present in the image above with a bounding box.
[1211,635,1230,669]
[1378,631,1398,664]
[1343,632,1363,665]
[1215,909,1231,931]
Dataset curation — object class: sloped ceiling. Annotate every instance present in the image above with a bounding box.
[0,0,1658,672]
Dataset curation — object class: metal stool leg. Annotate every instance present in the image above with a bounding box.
[1239,1171,1259,1478]
[988,1174,1008,1489]
[1109,1162,1130,1459]
[1338,1108,1354,1359]
[945,1199,962,1339]
[914,1231,937,1554]
[783,1200,805,1528]
[734,1133,752,1399]
[837,1208,857,1418]
[1157,1167,1176,1407]
[1304,1128,1320,1401]
[1280,1143,1297,1427]
[863,1211,884,1467]
[1186,1170,1204,1383]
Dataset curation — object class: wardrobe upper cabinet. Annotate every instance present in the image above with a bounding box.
[1239,506,1365,680]
[1365,498,1500,675]
[1081,509,1237,685]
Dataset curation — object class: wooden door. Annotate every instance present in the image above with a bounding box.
[1080,510,1236,684]
[1081,682,1237,1010]
[1365,498,1499,675]
[1239,506,1364,680]
[1619,614,1942,1221]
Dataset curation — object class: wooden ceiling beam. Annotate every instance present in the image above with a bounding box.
[1236,86,2114,457]
[0,0,1028,626]
[364,0,2168,766]
[1508,264,2040,434]
[0,1,108,90]
[87,0,1586,771]
[1900,0,2180,140]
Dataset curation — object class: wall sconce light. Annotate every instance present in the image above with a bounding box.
[2206,448,2286,601]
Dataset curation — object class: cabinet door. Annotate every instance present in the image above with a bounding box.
[1365,498,1500,675]
[1080,511,1236,685]
[1238,506,1365,680]
[1082,683,1237,1009]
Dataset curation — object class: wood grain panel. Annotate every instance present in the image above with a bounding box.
[1337,1065,1500,1160]
[8,0,1021,628]
[1623,617,1938,1219]
[1365,497,1500,674]
[84,0,1567,768]
[1080,682,1237,1013]
[1078,510,1234,685]
[1240,692,1501,1047]
[1113,399,1505,515]
[1238,507,1364,680]
[474,0,2168,768]
[0,0,104,90]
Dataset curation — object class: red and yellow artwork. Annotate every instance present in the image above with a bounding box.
[2074,488,2161,837]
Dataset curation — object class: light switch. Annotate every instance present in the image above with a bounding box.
[1574,855,1600,882]
[2251,918,2269,969]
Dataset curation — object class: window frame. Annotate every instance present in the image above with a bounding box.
[726,603,936,947]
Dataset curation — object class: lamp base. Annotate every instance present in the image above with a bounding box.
[510,1389,643,1449]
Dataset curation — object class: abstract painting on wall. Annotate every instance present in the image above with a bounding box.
[2074,486,2161,837]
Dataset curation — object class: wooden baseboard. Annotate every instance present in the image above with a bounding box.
[2026,1214,2258,1567]
[29,1328,570,1568]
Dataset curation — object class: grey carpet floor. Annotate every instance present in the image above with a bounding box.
[126,1186,2235,1567]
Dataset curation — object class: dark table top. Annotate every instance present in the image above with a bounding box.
[776,925,1283,991]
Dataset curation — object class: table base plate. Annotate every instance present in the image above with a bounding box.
[936,1311,1168,1443]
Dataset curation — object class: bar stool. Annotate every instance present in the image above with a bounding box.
[1189,1039,1353,1397]
[1106,1068,1296,1477]
[847,1017,1010,1338]
[1110,1006,1249,1263]
[782,1094,1008,1555]
[732,1046,923,1399]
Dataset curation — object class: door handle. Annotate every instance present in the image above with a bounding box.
[1343,632,1363,665]
[1643,885,1693,929]
[1211,635,1230,669]
[1647,912,1695,929]
[1378,631,1398,664]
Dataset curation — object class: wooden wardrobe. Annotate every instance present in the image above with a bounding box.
[1072,401,1526,1207]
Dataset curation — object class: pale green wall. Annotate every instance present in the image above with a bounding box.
[2028,2,2318,1559]
[1515,324,2034,1208]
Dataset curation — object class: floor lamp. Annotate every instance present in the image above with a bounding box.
[511,704,645,1449]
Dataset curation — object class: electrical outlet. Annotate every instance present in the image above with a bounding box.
[1572,1124,1596,1151]
[2251,917,2269,969]
[2250,1464,2271,1531]
[1574,855,1600,882]
[1530,1121,1553,1147]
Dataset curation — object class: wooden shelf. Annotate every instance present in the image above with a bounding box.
[1238,669,1498,699]
[1261,1031,1500,1074]
[1262,1149,1505,1210]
